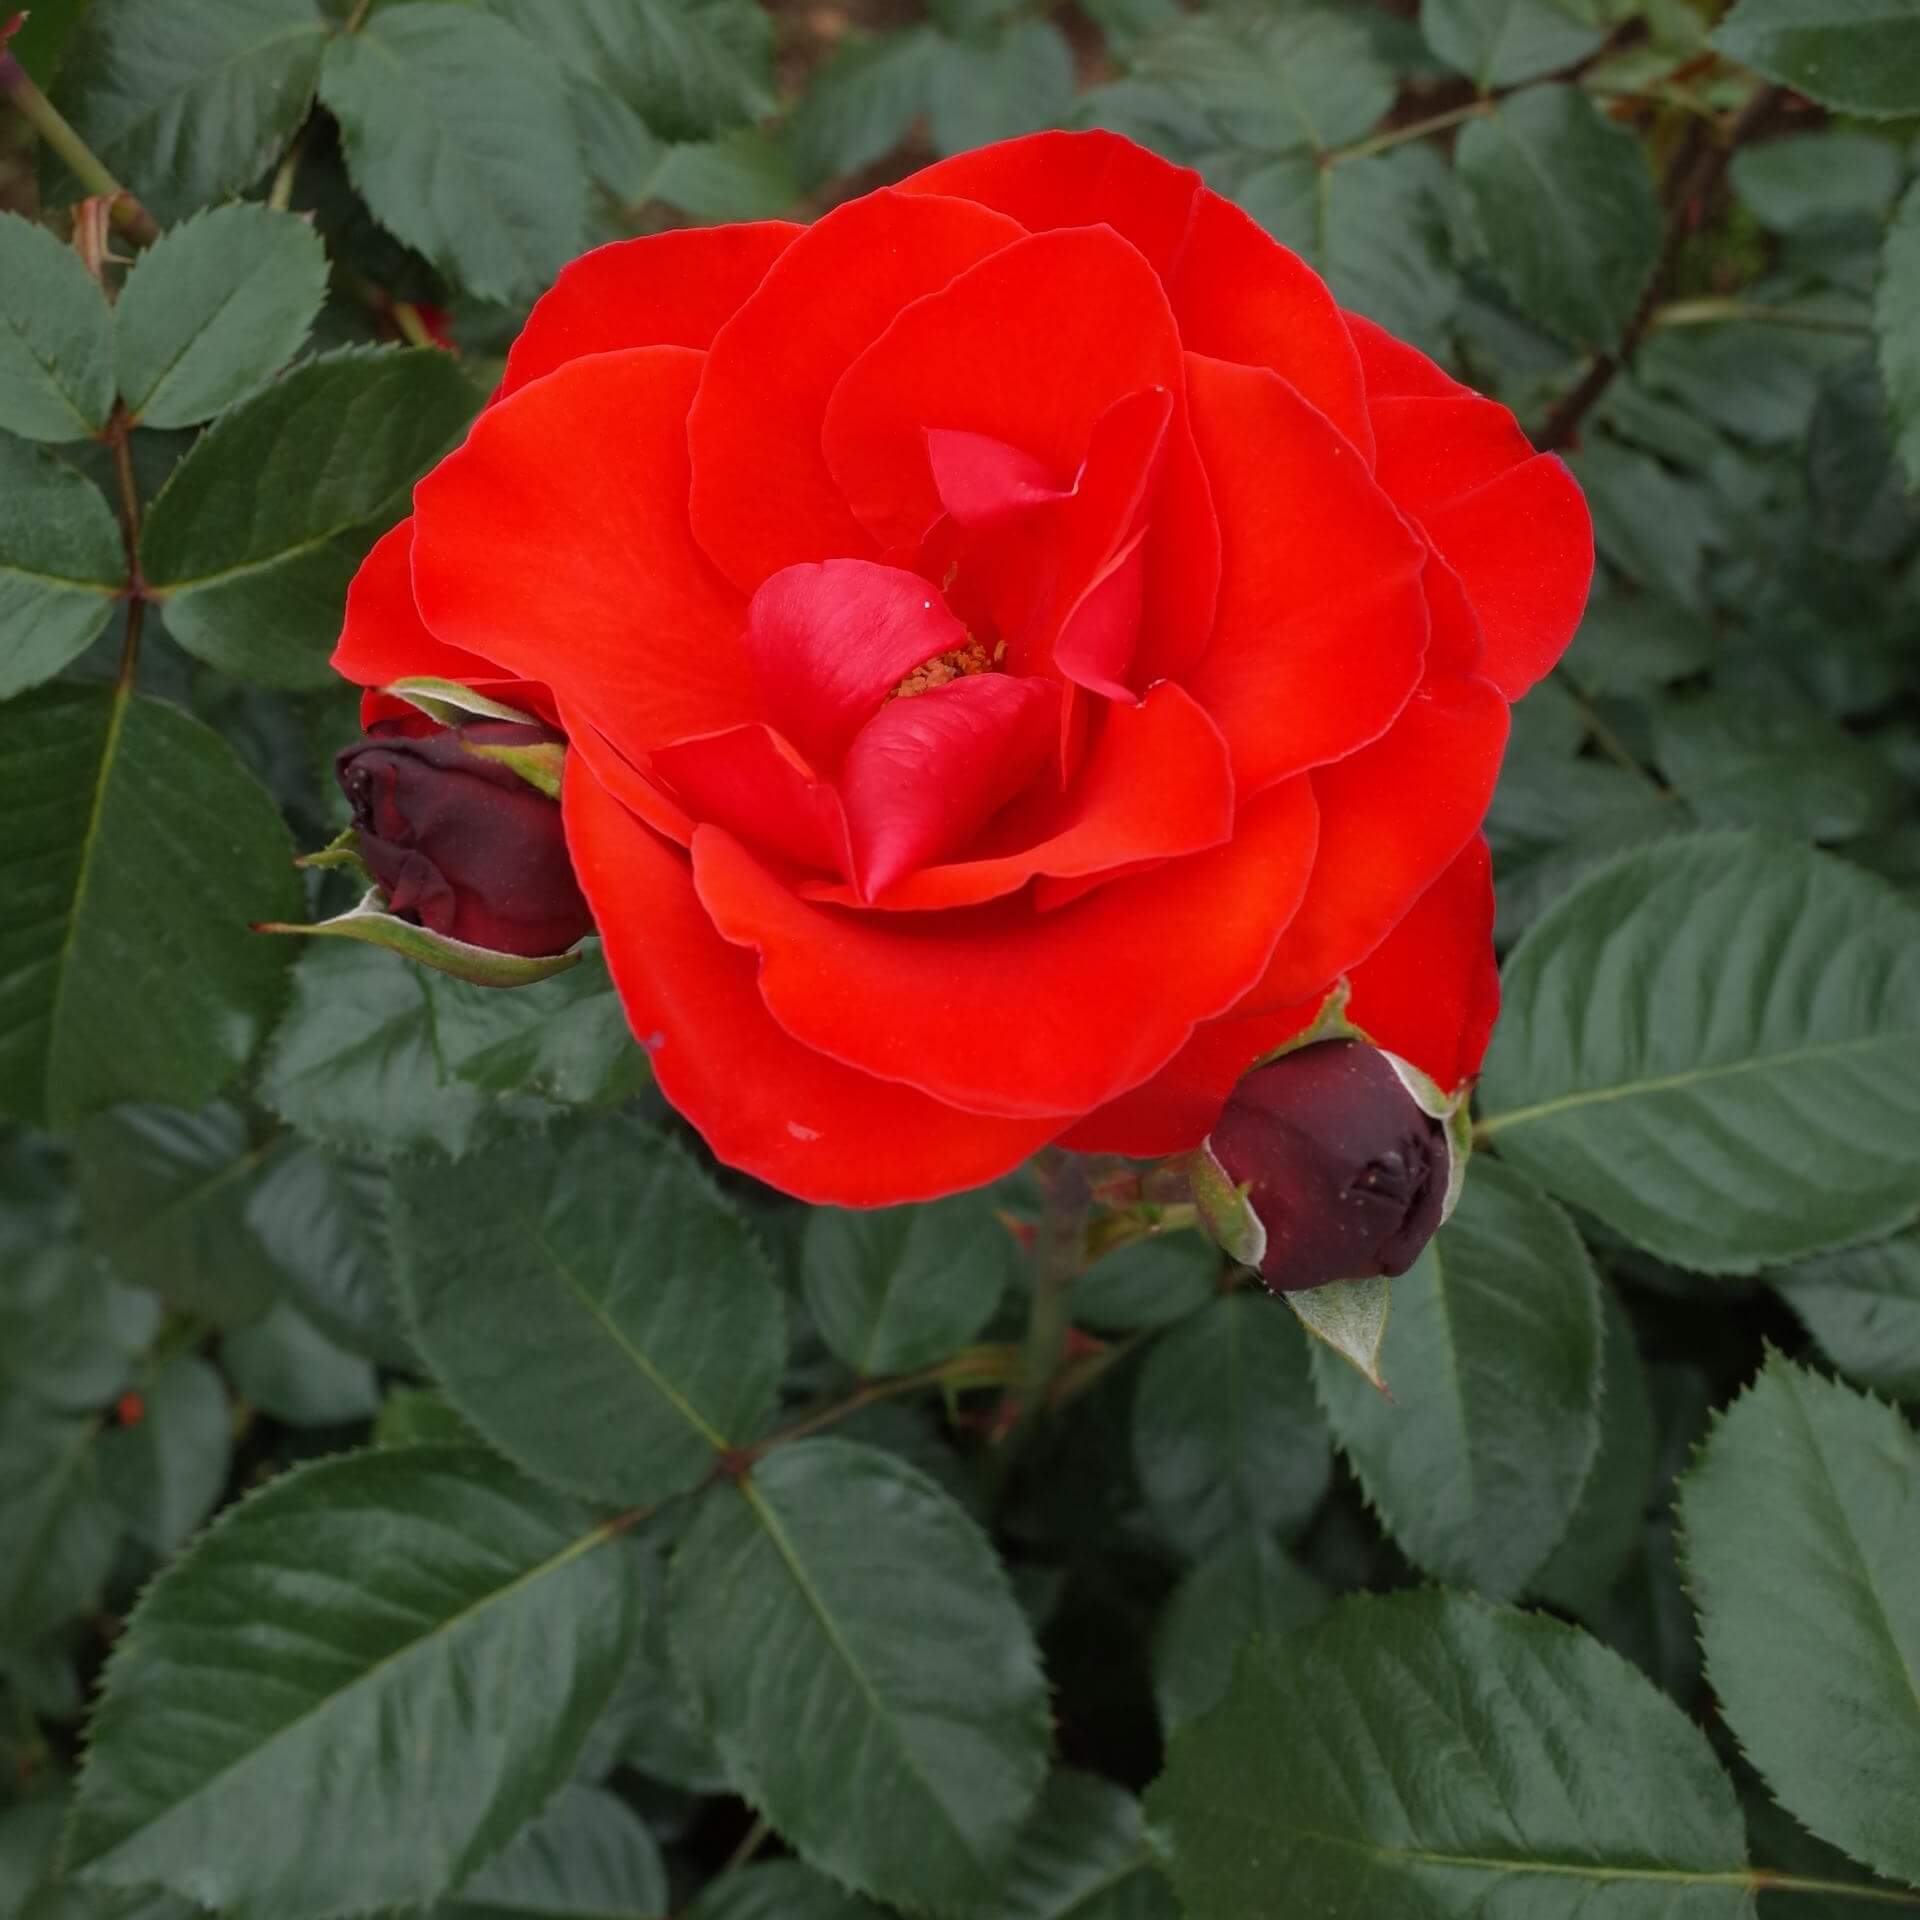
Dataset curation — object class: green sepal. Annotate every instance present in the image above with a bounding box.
[256,889,583,989]
[1171,1143,1267,1270]
[467,738,565,798]
[1285,1276,1391,1395]
[292,826,375,885]
[381,677,542,728]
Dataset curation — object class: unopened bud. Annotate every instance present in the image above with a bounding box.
[1206,1039,1449,1294]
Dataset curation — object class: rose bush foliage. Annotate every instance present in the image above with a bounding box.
[331,131,1590,1203]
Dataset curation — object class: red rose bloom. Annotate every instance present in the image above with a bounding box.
[332,132,1591,1206]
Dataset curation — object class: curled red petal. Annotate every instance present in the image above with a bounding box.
[651,723,854,879]
[332,520,504,689]
[498,221,798,401]
[564,768,1061,1204]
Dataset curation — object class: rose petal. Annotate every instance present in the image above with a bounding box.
[333,520,502,688]
[652,723,854,879]
[411,346,753,766]
[1181,352,1428,795]
[498,221,798,400]
[1345,834,1499,1093]
[899,129,1204,278]
[691,774,1317,1118]
[821,225,1184,554]
[841,672,1060,898]
[1346,310,1462,400]
[926,429,1068,528]
[565,768,1061,1204]
[688,189,1025,592]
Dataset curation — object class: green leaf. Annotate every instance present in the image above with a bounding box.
[242,1144,414,1368]
[0,212,114,441]
[95,1355,231,1556]
[0,436,123,700]
[395,1119,783,1506]
[478,0,774,142]
[0,1246,157,1414]
[1529,1287,1656,1616]
[927,20,1076,157]
[222,1302,380,1427]
[113,206,329,430]
[669,1438,1051,1911]
[1731,131,1904,231]
[0,688,300,1128]
[1420,0,1605,87]
[432,1783,667,1920]
[374,1385,481,1450]
[0,1400,121,1648]
[1713,0,1920,118]
[1000,1771,1177,1920]
[801,1191,1018,1378]
[1806,354,1916,566]
[68,1446,637,1919]
[1457,84,1662,350]
[1479,834,1920,1272]
[643,127,797,221]
[1771,1227,1920,1400]
[1152,1534,1328,1736]
[1875,180,1920,491]
[1562,591,1715,699]
[1144,1590,1754,1917]
[75,1102,280,1327]
[1071,1231,1216,1335]
[1678,1354,1920,1888]
[53,0,329,224]
[1310,1160,1603,1598]
[1570,436,1721,608]
[1131,1293,1330,1561]
[787,28,940,188]
[687,1862,883,1920]
[140,346,478,687]
[319,5,587,306]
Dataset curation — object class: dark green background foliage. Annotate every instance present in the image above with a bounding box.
[4,0,1920,1914]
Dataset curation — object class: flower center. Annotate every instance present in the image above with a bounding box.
[888,637,1003,701]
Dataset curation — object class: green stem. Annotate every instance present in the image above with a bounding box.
[749,1345,1022,1457]
[1651,297,1874,337]
[995,1148,1091,1471]
[266,121,311,212]
[1329,99,1491,165]
[0,52,158,243]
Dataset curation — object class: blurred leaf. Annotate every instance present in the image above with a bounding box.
[927,20,1076,158]
[1420,0,1605,88]
[687,1862,883,1919]
[395,1118,783,1506]
[1457,84,1662,350]
[0,688,300,1128]
[1713,0,1920,118]
[1529,1287,1656,1615]
[1000,1771,1177,1920]
[53,0,328,224]
[802,1190,1018,1377]
[1481,833,1920,1271]
[320,5,585,305]
[141,346,478,688]
[114,206,329,430]
[670,1438,1050,1911]
[1770,1226,1920,1402]
[1562,589,1714,696]
[0,1400,121,1648]
[1806,353,1916,563]
[67,1448,637,1919]
[432,1783,667,1920]
[1679,1355,1920,1888]
[1311,1160,1604,1598]
[1879,180,1920,488]
[0,1247,158,1414]
[0,213,114,442]
[222,1302,380,1427]
[96,1355,231,1555]
[1570,438,1722,608]
[1144,1591,1752,1917]
[1152,1533,1328,1735]
[1071,1231,1216,1335]
[787,28,941,188]
[76,1102,280,1328]
[645,127,797,220]
[373,1385,480,1449]
[1731,131,1904,231]
[0,436,123,700]
[1131,1293,1331,1561]
[1637,325,1834,449]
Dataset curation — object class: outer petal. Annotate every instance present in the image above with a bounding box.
[1057,997,1326,1157]
[1181,353,1428,796]
[411,346,753,766]
[1345,835,1499,1093]
[798,681,1234,912]
[333,520,503,688]
[1345,310,1462,400]
[822,226,1185,554]
[687,189,1025,592]
[691,776,1318,1119]
[1369,393,1593,699]
[899,129,1204,280]
[1167,189,1374,461]
[565,769,1060,1205]
[498,222,799,400]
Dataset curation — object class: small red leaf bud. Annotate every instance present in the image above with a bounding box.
[1208,1039,1449,1294]
[335,723,592,959]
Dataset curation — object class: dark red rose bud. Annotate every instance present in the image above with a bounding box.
[335,722,592,958]
[1209,1039,1448,1293]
